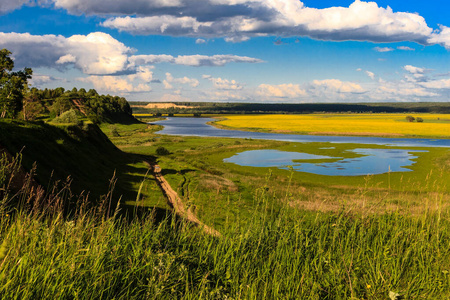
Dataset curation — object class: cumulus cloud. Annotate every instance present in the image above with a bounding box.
[419,79,450,89]
[377,85,438,98]
[312,79,366,93]
[428,25,450,49]
[205,76,243,90]
[0,32,131,75]
[99,0,438,45]
[165,72,199,88]
[29,74,62,87]
[257,83,306,98]
[0,32,263,76]
[404,65,426,74]
[79,76,151,93]
[4,0,450,48]
[196,38,206,44]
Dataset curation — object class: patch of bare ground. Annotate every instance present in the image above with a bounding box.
[146,161,221,237]
[134,103,195,109]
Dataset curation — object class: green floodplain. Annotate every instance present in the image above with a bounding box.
[1,113,450,299]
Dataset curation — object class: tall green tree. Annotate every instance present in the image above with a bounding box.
[0,49,32,118]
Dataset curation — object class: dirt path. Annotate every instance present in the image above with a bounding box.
[147,162,221,237]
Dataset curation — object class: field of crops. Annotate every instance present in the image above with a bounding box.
[215,113,450,138]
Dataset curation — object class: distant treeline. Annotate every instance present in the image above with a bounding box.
[131,101,450,115]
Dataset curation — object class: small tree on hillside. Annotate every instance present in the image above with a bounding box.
[0,49,32,118]
[416,117,424,123]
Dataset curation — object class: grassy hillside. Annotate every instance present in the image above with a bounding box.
[0,119,162,213]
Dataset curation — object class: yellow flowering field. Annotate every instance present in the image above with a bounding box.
[215,114,450,138]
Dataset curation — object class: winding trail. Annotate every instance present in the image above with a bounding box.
[146,161,221,237]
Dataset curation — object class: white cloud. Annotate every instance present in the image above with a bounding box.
[428,25,450,49]
[29,74,61,87]
[205,77,243,90]
[373,47,394,52]
[0,32,131,75]
[377,85,438,97]
[365,71,375,80]
[196,38,206,44]
[165,72,199,87]
[419,79,450,89]
[4,0,450,48]
[163,80,173,90]
[56,54,76,64]
[312,79,366,93]
[173,55,263,66]
[100,0,435,45]
[0,32,263,77]
[128,54,263,67]
[397,46,415,51]
[128,66,154,82]
[79,76,151,93]
[403,65,426,74]
[257,83,306,98]
[158,93,191,102]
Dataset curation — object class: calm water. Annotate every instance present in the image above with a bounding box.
[224,149,426,176]
[154,117,450,148]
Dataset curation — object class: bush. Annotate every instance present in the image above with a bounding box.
[52,109,82,126]
[416,117,424,123]
[156,146,170,155]
[406,115,415,122]
[110,126,120,137]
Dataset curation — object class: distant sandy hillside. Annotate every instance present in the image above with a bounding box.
[133,103,194,109]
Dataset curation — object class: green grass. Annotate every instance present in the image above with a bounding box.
[97,119,450,231]
[1,169,450,299]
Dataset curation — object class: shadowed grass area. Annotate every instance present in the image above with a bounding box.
[0,119,167,215]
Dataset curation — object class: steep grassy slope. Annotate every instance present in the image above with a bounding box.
[0,119,158,210]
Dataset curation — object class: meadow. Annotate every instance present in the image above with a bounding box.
[1,115,450,299]
[214,113,450,138]
[102,118,450,230]
[2,150,450,299]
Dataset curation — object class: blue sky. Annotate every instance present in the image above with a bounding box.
[0,0,449,103]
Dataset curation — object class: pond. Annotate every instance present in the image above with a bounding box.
[153,117,450,148]
[224,149,426,176]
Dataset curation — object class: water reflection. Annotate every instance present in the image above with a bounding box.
[224,149,427,176]
[154,117,450,148]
